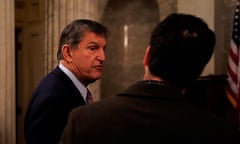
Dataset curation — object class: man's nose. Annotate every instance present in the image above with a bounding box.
[97,49,106,62]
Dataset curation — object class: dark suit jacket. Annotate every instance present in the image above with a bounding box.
[24,66,86,144]
[60,81,240,144]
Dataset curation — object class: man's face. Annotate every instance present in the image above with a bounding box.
[70,32,107,85]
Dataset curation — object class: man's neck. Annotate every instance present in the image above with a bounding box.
[143,67,186,94]
[143,67,163,81]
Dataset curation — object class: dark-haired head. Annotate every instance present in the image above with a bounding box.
[57,19,108,60]
[147,13,215,88]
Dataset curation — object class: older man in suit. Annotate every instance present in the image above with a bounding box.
[24,19,108,144]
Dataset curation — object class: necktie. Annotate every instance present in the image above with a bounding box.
[86,88,94,104]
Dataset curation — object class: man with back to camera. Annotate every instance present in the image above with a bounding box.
[24,19,108,144]
[59,13,240,144]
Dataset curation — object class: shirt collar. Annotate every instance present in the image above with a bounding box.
[139,80,170,86]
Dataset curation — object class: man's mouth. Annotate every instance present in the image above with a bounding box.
[94,65,104,70]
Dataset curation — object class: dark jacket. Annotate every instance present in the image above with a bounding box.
[24,66,86,144]
[60,81,240,144]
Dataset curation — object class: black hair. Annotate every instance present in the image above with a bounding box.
[148,13,215,88]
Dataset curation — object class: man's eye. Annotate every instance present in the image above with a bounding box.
[89,47,97,51]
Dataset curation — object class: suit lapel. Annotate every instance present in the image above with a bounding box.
[53,67,86,104]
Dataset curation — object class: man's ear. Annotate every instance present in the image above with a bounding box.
[62,44,72,62]
[143,46,150,65]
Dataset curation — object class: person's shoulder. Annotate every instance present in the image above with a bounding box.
[42,67,66,81]
[31,69,72,101]
[70,96,117,114]
[37,67,72,89]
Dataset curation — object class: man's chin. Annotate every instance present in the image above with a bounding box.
[88,79,97,84]
[88,76,102,84]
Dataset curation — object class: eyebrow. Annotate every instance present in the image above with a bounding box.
[88,41,99,45]
[87,41,106,48]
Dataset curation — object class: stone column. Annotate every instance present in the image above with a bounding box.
[0,0,16,144]
[44,0,108,100]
